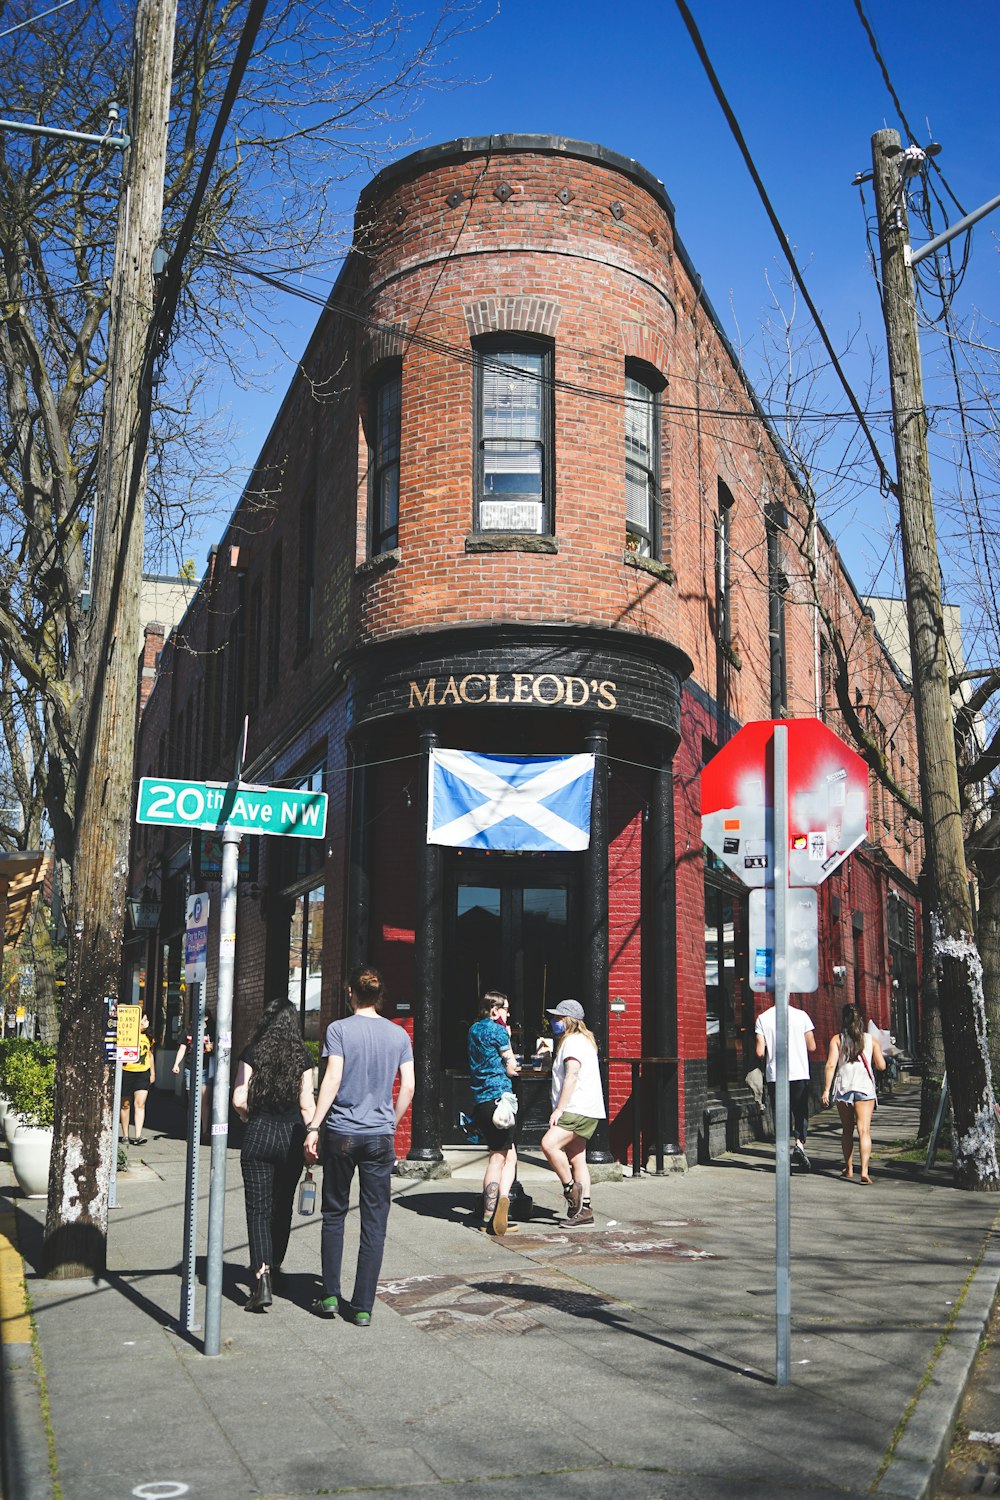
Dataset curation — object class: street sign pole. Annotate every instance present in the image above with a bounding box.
[179,980,205,1334]
[204,721,246,1356]
[773,725,791,1388]
[203,823,238,1355]
[108,1058,124,1209]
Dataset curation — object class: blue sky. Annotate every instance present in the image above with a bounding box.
[192,0,998,602]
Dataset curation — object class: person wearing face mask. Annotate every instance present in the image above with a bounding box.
[541,999,605,1226]
[466,989,521,1236]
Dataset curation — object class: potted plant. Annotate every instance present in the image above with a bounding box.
[5,1044,56,1198]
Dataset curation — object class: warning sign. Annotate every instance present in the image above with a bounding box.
[116,1004,142,1063]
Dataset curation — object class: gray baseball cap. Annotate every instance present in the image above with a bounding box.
[546,999,584,1020]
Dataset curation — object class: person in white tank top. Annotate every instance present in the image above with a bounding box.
[821,1003,886,1183]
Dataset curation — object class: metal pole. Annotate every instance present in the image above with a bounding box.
[924,1073,950,1172]
[773,725,791,1387]
[203,825,239,1356]
[179,981,205,1333]
[108,1058,124,1209]
[909,192,1000,266]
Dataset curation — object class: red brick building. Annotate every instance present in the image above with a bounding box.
[128,136,922,1165]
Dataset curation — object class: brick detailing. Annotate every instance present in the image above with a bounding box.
[463,296,561,339]
[361,321,408,372]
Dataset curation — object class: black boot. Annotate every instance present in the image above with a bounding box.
[245,1271,273,1312]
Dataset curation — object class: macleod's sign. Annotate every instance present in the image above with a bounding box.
[407,671,617,711]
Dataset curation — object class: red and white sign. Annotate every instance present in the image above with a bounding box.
[701,719,868,888]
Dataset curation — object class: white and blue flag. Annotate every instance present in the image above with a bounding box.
[427,749,595,851]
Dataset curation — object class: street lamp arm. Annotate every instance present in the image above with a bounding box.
[908,191,1000,267]
[0,118,129,150]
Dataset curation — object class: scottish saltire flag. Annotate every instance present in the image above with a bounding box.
[427,749,595,851]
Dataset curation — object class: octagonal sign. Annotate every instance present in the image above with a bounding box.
[701,718,869,888]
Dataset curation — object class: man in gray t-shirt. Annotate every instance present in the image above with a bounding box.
[304,968,414,1324]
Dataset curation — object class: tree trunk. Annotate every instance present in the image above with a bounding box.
[30,908,60,1045]
[44,0,177,1278]
[977,854,1000,1088]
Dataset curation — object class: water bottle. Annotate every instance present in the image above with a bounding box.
[298,1168,316,1216]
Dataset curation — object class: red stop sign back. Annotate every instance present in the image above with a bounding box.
[701,718,869,887]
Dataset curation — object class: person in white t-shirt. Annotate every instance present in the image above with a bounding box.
[754,1001,816,1170]
[541,999,606,1227]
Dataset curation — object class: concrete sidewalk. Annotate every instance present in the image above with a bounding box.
[2,1085,998,1500]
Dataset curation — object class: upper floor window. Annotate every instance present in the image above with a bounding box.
[625,363,662,558]
[369,368,401,556]
[298,489,317,653]
[765,502,789,717]
[715,479,735,648]
[475,338,552,535]
[266,542,282,701]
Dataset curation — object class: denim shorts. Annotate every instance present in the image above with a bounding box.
[836,1089,875,1104]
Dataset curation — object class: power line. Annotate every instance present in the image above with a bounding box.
[672,0,897,498]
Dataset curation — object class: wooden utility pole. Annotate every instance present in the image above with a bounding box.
[871,127,998,1191]
[44,0,179,1276]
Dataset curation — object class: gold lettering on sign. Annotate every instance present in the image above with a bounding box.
[532,673,565,705]
[405,672,618,710]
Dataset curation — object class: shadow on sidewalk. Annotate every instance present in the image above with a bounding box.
[471,1277,773,1385]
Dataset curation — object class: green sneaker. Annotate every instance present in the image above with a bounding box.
[312,1295,338,1318]
[350,1308,371,1327]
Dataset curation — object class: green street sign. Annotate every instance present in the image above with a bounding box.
[137,777,327,840]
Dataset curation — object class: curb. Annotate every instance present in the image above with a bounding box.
[0,1200,54,1500]
[875,1205,1000,1498]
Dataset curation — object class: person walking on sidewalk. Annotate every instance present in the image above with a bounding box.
[304,967,414,1326]
[755,998,816,1170]
[822,1002,886,1184]
[467,989,521,1236]
[120,1014,155,1145]
[541,999,605,1226]
[232,998,315,1313]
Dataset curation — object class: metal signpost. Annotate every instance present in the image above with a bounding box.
[701,717,868,1385]
[178,894,209,1336]
[136,722,329,1355]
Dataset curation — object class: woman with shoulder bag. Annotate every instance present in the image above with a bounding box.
[822,1002,886,1184]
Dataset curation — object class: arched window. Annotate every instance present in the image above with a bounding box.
[475,336,553,535]
[625,361,663,558]
[368,364,402,556]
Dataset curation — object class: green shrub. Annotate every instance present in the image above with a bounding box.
[304,1039,321,1066]
[2,1043,56,1129]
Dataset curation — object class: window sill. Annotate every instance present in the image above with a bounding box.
[356,547,402,579]
[465,532,559,554]
[623,550,673,584]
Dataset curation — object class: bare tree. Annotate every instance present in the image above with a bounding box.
[0,0,486,1273]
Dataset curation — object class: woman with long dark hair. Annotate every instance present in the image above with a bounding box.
[232,999,315,1311]
[822,1003,886,1184]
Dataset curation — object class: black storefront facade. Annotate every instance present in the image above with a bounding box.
[340,622,692,1164]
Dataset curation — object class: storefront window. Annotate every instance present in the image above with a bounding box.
[289,884,324,1041]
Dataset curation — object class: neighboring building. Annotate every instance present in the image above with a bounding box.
[128,136,922,1164]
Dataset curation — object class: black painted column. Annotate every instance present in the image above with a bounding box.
[584,719,613,1164]
[409,724,443,1161]
[650,739,679,1153]
[345,741,370,976]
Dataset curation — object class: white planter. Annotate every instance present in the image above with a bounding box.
[10,1125,53,1198]
[3,1107,22,1149]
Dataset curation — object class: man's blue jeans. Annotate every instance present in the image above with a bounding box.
[320,1131,395,1313]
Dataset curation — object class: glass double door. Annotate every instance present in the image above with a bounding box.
[444,857,580,1071]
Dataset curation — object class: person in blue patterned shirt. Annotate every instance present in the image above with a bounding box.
[467,990,520,1236]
